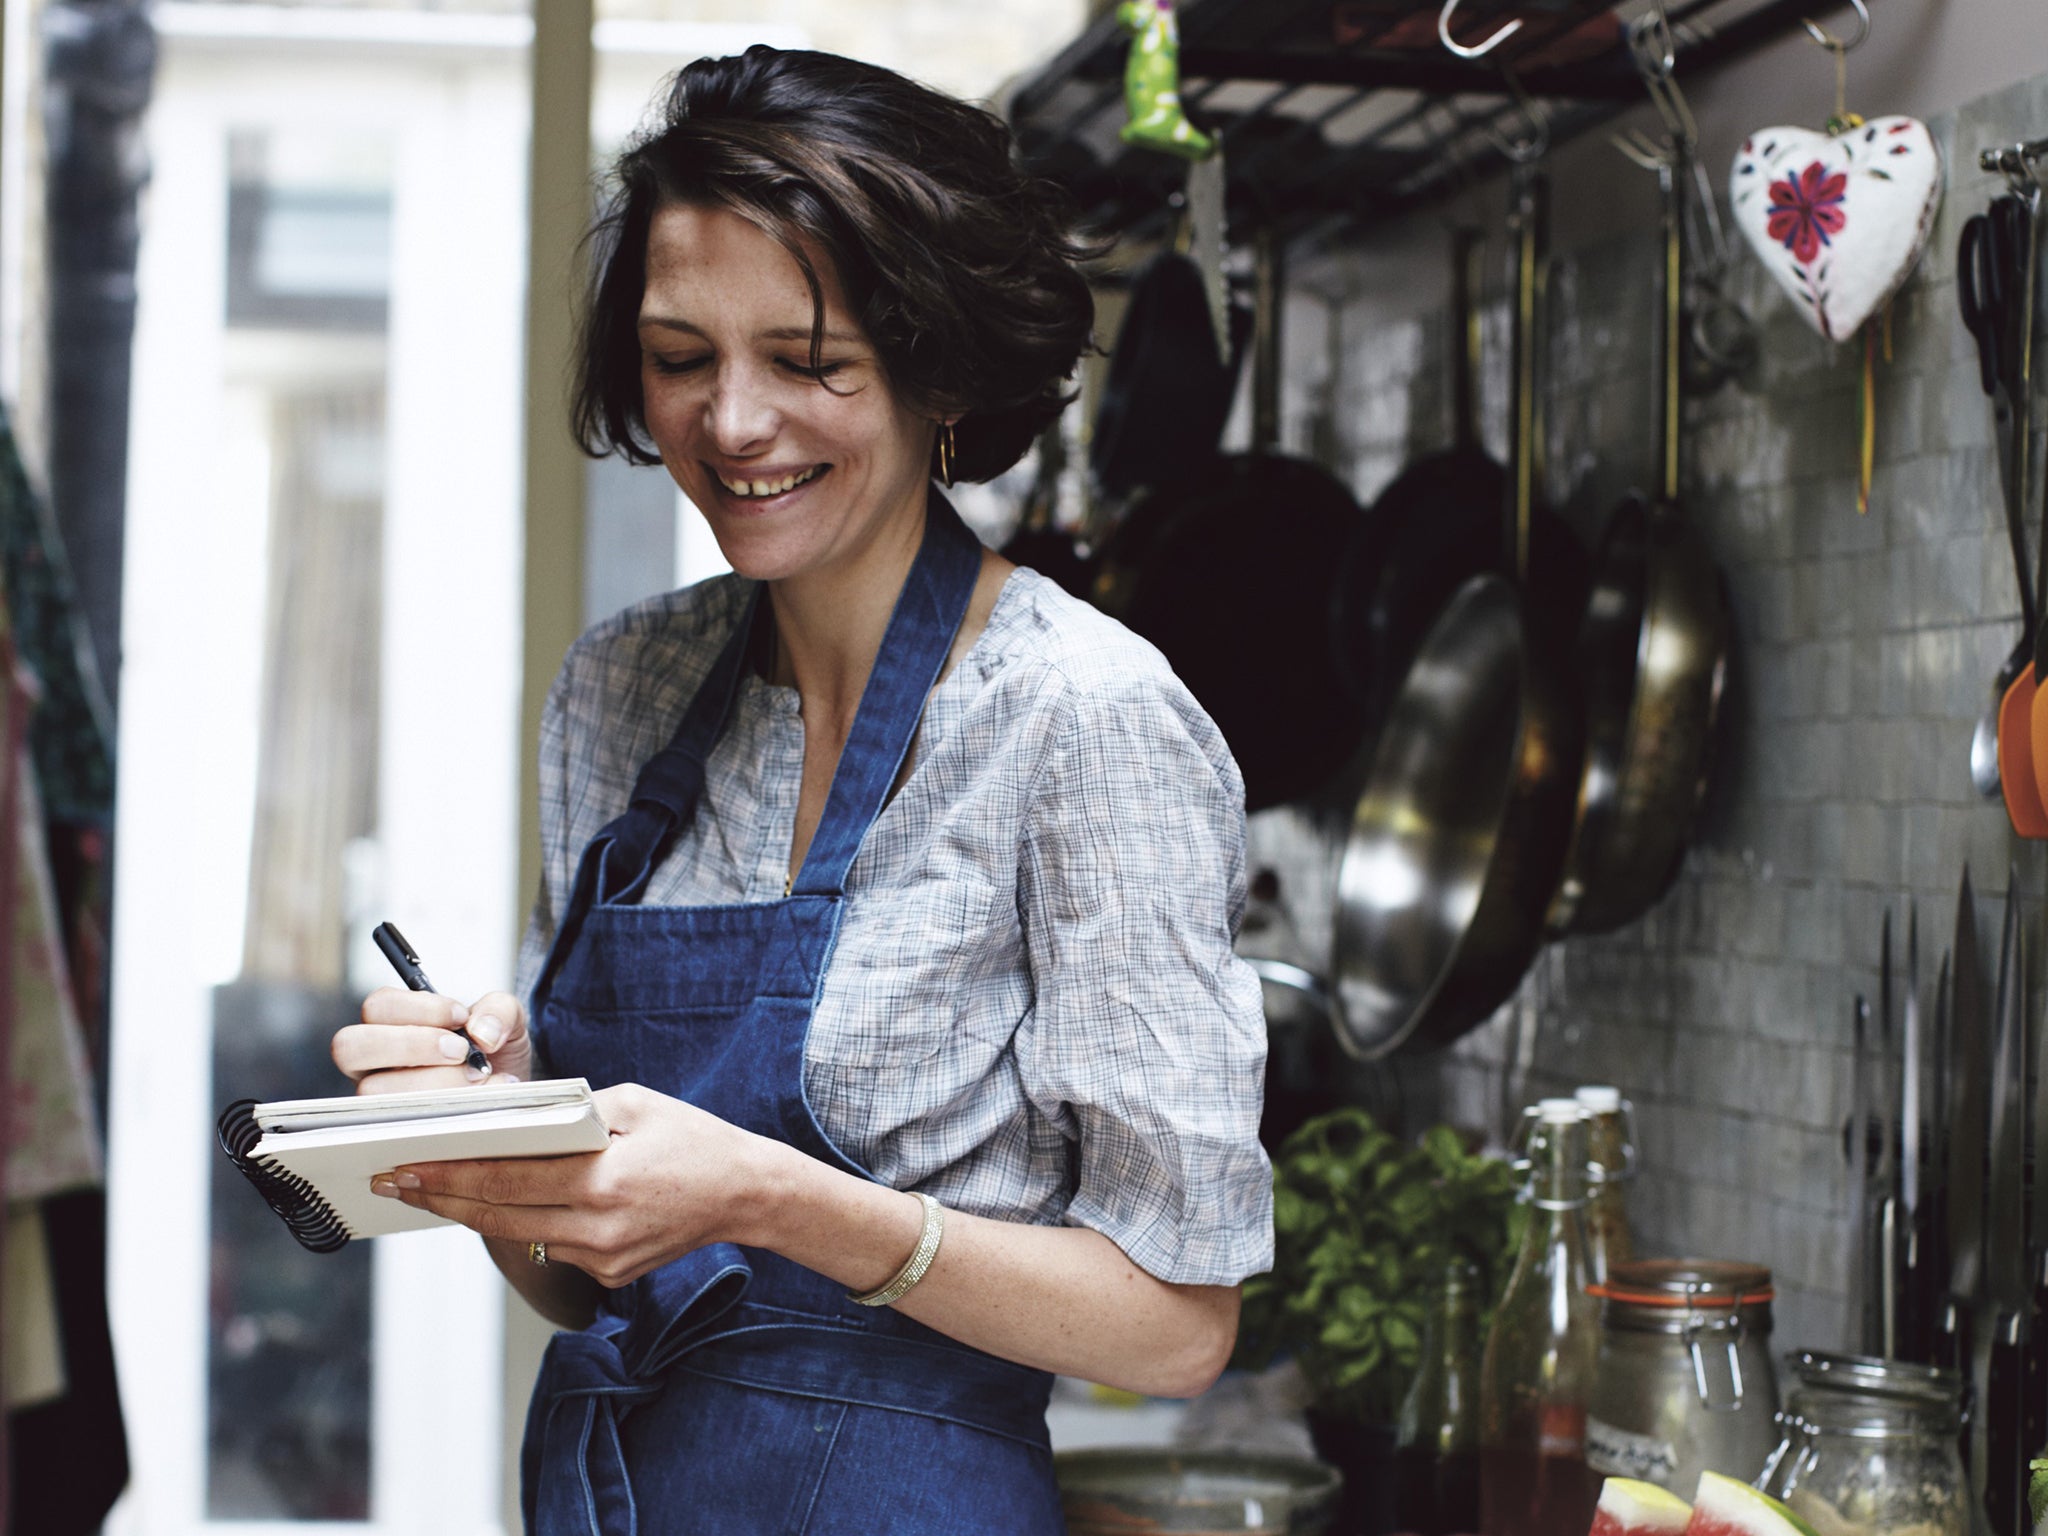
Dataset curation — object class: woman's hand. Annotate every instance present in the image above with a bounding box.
[332,986,536,1093]
[373,1083,776,1288]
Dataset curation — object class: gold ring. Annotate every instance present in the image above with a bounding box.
[528,1241,548,1267]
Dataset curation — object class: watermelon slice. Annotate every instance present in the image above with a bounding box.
[1589,1477,1692,1536]
[1681,1472,1820,1536]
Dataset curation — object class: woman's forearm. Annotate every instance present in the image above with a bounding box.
[485,1235,604,1329]
[742,1138,1240,1399]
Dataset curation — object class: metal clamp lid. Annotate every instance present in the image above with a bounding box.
[1592,1259,1776,1413]
[1786,1350,1964,1407]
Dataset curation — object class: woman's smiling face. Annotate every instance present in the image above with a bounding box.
[636,201,938,585]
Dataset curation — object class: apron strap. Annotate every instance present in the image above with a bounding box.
[594,587,765,907]
[527,590,762,1015]
[791,493,981,897]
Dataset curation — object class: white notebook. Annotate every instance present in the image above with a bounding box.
[218,1078,611,1248]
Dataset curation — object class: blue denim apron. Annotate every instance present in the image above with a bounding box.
[519,498,1060,1536]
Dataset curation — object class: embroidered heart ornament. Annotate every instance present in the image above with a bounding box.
[1729,116,1943,340]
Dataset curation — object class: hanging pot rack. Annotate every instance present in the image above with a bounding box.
[1006,0,1866,243]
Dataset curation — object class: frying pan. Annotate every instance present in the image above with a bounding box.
[1090,247,1238,500]
[1325,163,1586,1059]
[1331,229,1588,734]
[1545,151,1730,936]
[1093,231,1366,811]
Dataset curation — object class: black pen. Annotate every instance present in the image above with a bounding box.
[371,921,492,1080]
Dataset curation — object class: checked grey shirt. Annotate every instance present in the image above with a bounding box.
[517,565,1273,1287]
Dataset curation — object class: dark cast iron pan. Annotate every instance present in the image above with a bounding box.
[1094,231,1367,811]
[1090,247,1239,501]
[1331,227,1588,735]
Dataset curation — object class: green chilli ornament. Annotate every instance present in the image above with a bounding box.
[1117,0,1214,162]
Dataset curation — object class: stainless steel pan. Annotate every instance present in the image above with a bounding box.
[1545,147,1729,935]
[1325,161,1586,1059]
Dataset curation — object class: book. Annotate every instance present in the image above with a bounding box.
[217,1078,611,1251]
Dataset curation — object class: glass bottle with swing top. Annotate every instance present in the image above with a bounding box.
[1479,1098,1602,1536]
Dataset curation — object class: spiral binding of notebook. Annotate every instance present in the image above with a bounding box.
[216,1100,352,1253]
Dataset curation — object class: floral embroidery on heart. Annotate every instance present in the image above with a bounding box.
[1767,162,1849,265]
[1730,116,1942,341]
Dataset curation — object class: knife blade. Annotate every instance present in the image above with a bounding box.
[1848,992,1874,1355]
[1983,900,2027,1536]
[1921,948,1950,1365]
[1942,870,1987,1378]
[1901,901,1924,1360]
[1875,907,1898,1359]
[2028,921,2048,1463]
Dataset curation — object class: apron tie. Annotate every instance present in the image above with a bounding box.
[521,1248,754,1536]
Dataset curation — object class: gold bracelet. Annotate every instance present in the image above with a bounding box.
[848,1192,945,1307]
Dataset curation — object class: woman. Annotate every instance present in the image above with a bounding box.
[331,46,1271,1535]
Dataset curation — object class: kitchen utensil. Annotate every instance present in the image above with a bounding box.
[1546,143,1729,937]
[1327,227,1502,720]
[1089,246,1238,500]
[2027,931,2048,1463]
[1847,992,1874,1355]
[1325,158,1586,1058]
[1900,902,1926,1361]
[1977,193,2046,825]
[1092,229,1365,810]
[1921,948,1951,1364]
[1328,227,1585,733]
[1872,908,1897,1359]
[1960,201,2038,803]
[1936,869,1985,1377]
[1982,895,2027,1536]
[1992,185,2048,826]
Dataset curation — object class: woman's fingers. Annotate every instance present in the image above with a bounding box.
[356,1065,479,1095]
[461,990,525,1059]
[397,1152,598,1210]
[360,984,470,1028]
[337,985,532,1086]
[333,1021,483,1079]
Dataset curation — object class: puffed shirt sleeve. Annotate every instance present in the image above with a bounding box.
[1014,667,1274,1287]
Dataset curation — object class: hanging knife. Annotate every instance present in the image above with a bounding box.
[1939,872,1986,1378]
[1875,908,1899,1359]
[1900,901,1926,1361]
[1848,992,1874,1355]
[1983,901,2027,1536]
[1923,948,1950,1362]
[2028,918,2048,1460]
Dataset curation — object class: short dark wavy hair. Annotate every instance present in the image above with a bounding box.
[572,46,1101,485]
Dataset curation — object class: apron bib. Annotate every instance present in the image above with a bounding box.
[521,497,1060,1536]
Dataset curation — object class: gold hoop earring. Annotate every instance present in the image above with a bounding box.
[937,423,956,488]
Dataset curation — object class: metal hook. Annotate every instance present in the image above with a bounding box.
[1982,142,2047,195]
[1799,0,1870,54]
[1439,0,1522,60]
[1611,129,1671,174]
[1481,70,1550,163]
[1629,7,1678,81]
